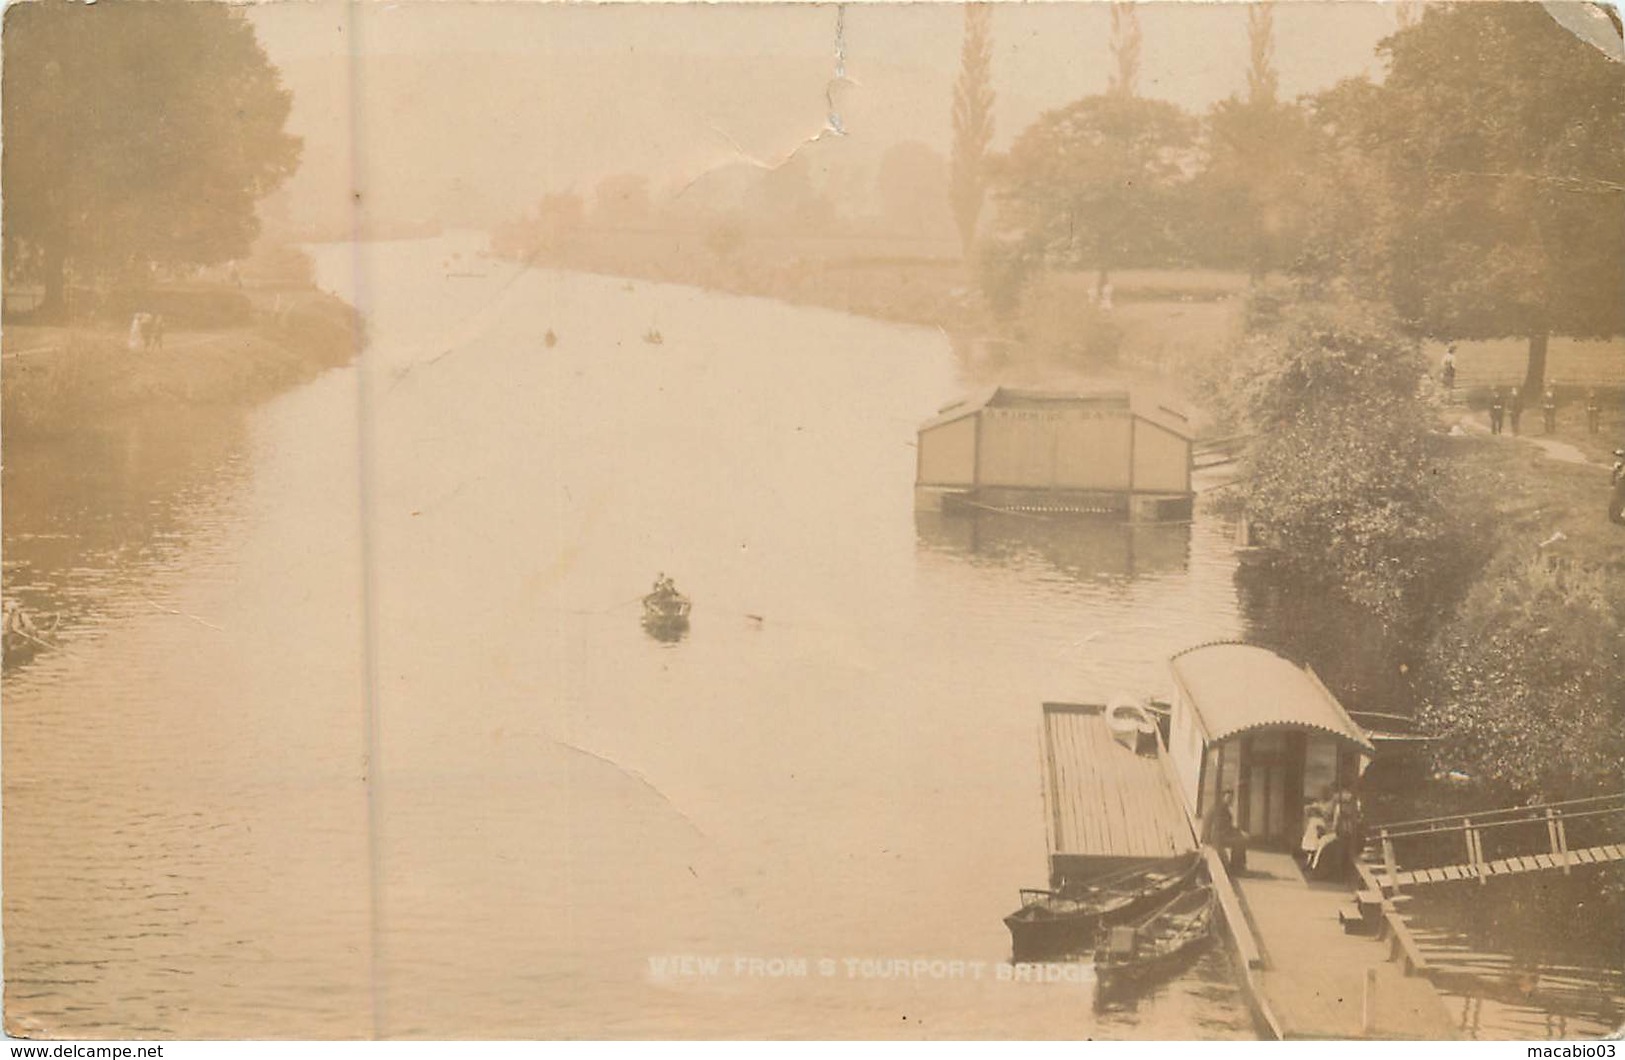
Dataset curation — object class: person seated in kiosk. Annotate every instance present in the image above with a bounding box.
[1300,788,1339,876]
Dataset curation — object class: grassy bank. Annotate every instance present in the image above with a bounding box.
[2,288,361,440]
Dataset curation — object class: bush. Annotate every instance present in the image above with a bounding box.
[1419,553,1624,798]
[1216,298,1460,627]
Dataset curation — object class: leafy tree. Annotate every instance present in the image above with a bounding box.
[3,1,300,317]
[1302,4,1625,394]
[1190,96,1317,280]
[989,94,1196,293]
[1214,298,1459,627]
[1420,553,1624,799]
[948,3,995,258]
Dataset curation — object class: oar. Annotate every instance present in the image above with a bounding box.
[5,624,55,650]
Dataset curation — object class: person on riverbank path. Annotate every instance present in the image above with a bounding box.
[1489,388,1504,434]
[1509,387,1524,435]
[1441,345,1457,394]
[1587,390,1602,434]
[1542,388,1557,434]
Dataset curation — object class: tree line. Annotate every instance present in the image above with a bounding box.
[3,2,301,320]
[955,1,1625,396]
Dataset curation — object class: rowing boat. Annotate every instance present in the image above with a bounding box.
[1093,883,1214,990]
[1003,854,1199,962]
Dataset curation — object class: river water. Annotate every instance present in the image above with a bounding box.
[1,236,1612,1038]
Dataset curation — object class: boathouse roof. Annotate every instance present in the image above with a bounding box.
[916,386,1194,439]
[1169,642,1375,753]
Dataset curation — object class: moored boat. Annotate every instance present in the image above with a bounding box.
[1004,854,1199,962]
[1092,883,1214,990]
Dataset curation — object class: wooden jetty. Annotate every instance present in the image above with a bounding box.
[1206,848,1457,1039]
[1033,688,1455,1038]
[1038,702,1196,889]
[1022,644,1621,1038]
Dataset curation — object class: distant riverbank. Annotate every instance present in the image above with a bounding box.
[2,288,361,440]
[494,231,1251,392]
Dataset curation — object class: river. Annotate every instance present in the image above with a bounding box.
[1,235,1613,1039]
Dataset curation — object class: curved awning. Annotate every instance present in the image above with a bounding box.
[1169,642,1375,754]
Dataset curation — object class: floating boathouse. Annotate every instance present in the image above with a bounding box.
[914,387,1194,521]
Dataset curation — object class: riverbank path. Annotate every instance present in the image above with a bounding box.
[1227,849,1457,1039]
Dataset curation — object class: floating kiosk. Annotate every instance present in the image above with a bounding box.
[1027,644,1456,1038]
[1167,642,1375,848]
[914,387,1194,521]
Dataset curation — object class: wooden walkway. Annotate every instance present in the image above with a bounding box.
[1213,850,1457,1039]
[1371,793,1625,891]
[1039,703,1195,863]
[1384,844,1625,888]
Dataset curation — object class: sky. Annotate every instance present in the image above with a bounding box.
[245,1,1408,232]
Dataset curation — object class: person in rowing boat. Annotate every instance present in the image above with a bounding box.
[1201,790,1248,874]
[5,601,38,640]
[649,573,682,610]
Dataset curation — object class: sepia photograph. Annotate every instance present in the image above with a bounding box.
[2,0,1622,1044]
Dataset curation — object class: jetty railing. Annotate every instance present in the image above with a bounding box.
[1368,792,1625,889]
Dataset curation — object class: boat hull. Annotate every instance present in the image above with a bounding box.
[1004,859,1199,963]
[1093,887,1215,990]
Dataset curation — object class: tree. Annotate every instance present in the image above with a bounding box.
[1244,3,1278,105]
[1108,3,1143,99]
[533,192,586,248]
[3,2,301,317]
[1185,3,1317,279]
[1305,4,1625,394]
[948,3,996,259]
[1212,298,1459,627]
[989,94,1195,292]
[1190,99,1316,278]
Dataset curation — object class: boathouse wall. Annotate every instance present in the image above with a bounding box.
[1132,418,1191,495]
[915,414,977,487]
[914,388,1193,515]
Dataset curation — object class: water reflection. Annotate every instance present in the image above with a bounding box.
[917,510,1190,584]
[1233,562,1415,716]
[2,409,251,671]
[1404,874,1625,1040]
